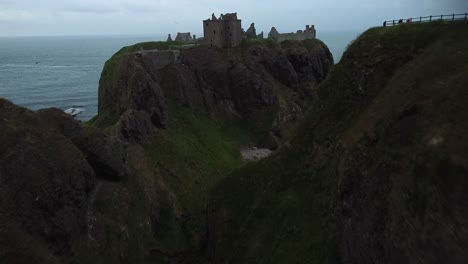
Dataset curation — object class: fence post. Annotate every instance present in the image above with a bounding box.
[393,20,395,26]
[430,15,432,22]
[452,14,455,21]
[420,16,422,22]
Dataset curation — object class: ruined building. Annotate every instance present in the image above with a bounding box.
[203,13,242,48]
[175,32,193,42]
[268,25,316,42]
[245,23,257,38]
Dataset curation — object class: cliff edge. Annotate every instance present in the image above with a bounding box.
[95,39,333,147]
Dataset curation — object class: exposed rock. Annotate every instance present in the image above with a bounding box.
[0,99,96,259]
[117,109,155,143]
[98,53,168,129]
[98,41,333,144]
[37,108,129,181]
[84,134,128,181]
[0,98,133,262]
[241,147,272,160]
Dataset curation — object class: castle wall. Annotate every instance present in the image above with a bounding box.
[204,19,223,47]
[275,31,315,42]
[224,20,242,47]
[203,13,242,48]
[268,25,316,42]
[136,50,180,69]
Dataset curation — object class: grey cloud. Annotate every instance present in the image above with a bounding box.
[0,0,466,36]
[68,5,119,14]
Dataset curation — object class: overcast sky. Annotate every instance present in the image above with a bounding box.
[0,0,467,37]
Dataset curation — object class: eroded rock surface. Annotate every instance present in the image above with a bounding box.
[98,41,333,145]
[0,99,129,262]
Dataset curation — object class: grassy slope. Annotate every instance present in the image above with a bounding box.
[209,21,468,263]
[80,37,331,263]
[72,102,258,263]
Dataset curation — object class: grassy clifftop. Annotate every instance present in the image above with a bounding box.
[208,21,468,263]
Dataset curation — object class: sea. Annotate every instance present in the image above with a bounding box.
[0,31,359,121]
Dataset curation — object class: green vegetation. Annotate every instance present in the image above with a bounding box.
[239,37,279,48]
[79,21,468,263]
[208,21,468,263]
[86,110,119,130]
[144,102,251,211]
[280,38,323,50]
[72,99,259,263]
[239,37,324,51]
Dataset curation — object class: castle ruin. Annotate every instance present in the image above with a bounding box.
[175,32,193,42]
[268,25,316,42]
[203,13,242,48]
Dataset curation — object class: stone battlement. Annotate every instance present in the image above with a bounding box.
[268,25,316,42]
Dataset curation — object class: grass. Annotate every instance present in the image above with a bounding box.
[280,38,324,50]
[238,37,325,51]
[207,21,468,263]
[136,101,259,259]
[144,101,251,211]
[76,21,468,263]
[239,38,279,48]
[85,110,120,130]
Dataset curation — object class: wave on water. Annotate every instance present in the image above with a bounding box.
[1,63,98,68]
[64,106,86,117]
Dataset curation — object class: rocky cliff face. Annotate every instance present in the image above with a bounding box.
[3,23,468,264]
[98,40,333,145]
[0,99,129,263]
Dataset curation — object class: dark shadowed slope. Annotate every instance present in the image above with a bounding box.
[208,21,468,264]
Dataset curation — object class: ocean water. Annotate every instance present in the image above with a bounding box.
[0,32,358,121]
[318,31,361,62]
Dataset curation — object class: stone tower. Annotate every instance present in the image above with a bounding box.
[203,12,242,48]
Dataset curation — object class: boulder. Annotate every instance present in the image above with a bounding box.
[0,99,96,258]
[37,108,129,181]
[117,109,155,143]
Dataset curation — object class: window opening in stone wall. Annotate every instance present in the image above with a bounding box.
[206,23,208,27]
[213,30,216,34]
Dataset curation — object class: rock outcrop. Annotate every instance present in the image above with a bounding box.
[98,40,333,145]
[0,98,129,262]
[116,109,155,143]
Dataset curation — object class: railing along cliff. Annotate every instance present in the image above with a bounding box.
[383,13,468,27]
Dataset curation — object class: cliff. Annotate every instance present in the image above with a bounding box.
[0,38,333,263]
[95,38,333,147]
[2,20,468,264]
[0,99,128,263]
[208,21,468,263]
